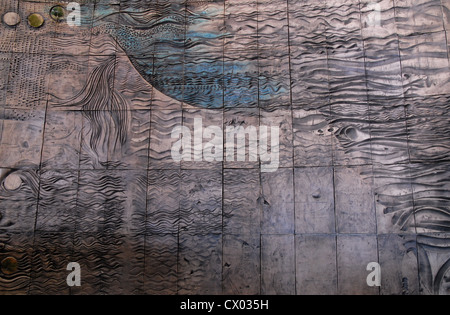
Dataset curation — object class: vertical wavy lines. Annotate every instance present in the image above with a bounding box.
[58,57,130,160]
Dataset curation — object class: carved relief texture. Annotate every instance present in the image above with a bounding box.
[0,0,450,295]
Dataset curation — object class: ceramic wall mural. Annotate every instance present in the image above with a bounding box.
[0,0,449,295]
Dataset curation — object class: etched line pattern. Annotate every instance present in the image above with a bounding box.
[0,0,449,295]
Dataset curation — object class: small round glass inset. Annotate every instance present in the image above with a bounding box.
[50,5,66,22]
[3,173,22,191]
[1,257,18,275]
[27,13,44,28]
[3,12,20,26]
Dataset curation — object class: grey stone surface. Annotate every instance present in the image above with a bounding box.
[179,169,222,234]
[178,233,222,295]
[295,167,335,234]
[337,234,379,295]
[417,234,450,295]
[41,110,82,169]
[0,109,44,168]
[261,234,296,295]
[293,108,334,167]
[223,168,260,235]
[145,234,178,295]
[149,109,182,169]
[378,234,419,295]
[373,164,416,234]
[29,232,73,295]
[261,168,295,234]
[223,234,261,295]
[261,108,293,168]
[335,166,377,234]
[0,0,449,295]
[36,170,78,232]
[296,235,338,295]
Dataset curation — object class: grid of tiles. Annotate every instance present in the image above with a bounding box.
[0,0,449,295]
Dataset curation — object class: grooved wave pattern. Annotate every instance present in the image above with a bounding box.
[0,0,449,295]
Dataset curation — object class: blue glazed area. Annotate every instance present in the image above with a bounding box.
[94,2,286,108]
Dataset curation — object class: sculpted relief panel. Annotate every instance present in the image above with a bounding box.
[0,0,449,295]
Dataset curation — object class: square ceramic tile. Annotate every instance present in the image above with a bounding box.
[0,169,39,232]
[261,234,296,295]
[0,0,449,295]
[223,168,260,234]
[0,231,34,294]
[416,233,450,295]
[0,109,45,168]
[394,0,445,36]
[178,233,222,295]
[400,32,450,97]
[378,234,419,295]
[261,168,295,234]
[334,165,377,234]
[295,167,335,234]
[296,235,338,295]
[337,234,379,295]
[36,170,78,232]
[29,232,73,295]
[293,108,333,167]
[223,234,261,295]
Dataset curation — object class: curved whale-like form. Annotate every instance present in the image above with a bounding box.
[94,2,271,109]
